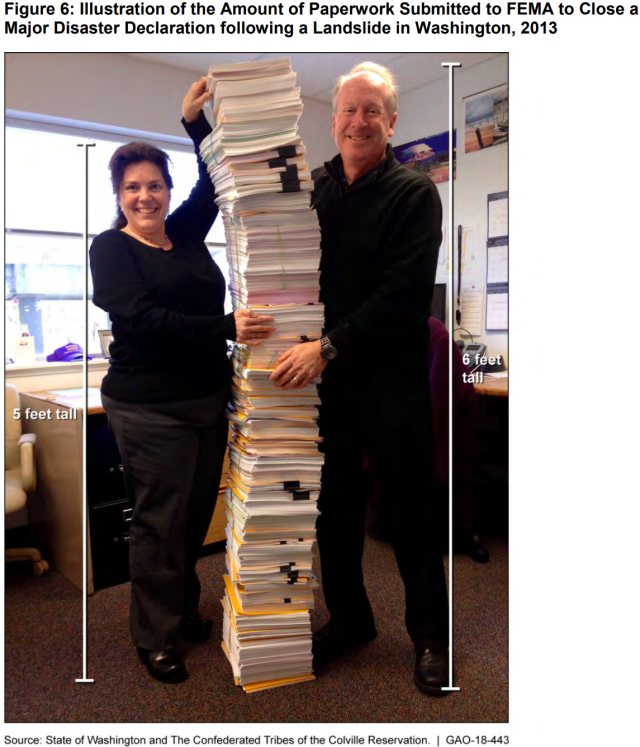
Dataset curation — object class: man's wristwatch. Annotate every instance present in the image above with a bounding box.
[320,335,338,361]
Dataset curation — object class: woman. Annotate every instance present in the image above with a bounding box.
[90,79,274,684]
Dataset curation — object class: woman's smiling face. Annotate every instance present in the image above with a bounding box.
[119,160,170,238]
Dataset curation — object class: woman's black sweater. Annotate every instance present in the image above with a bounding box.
[90,113,236,404]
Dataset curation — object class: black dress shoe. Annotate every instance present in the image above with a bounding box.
[469,534,490,564]
[312,619,377,663]
[454,530,490,563]
[414,647,451,695]
[181,613,213,643]
[137,648,188,684]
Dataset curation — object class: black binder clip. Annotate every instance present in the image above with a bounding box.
[277,145,298,159]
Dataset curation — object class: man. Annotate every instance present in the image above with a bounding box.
[270,62,450,695]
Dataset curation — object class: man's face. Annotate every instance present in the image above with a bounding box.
[332,74,397,178]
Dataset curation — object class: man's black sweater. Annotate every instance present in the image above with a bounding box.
[314,144,442,381]
[90,113,236,404]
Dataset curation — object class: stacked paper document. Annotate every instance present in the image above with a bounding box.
[202,57,323,693]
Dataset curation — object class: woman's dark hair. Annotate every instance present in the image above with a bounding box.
[108,142,174,229]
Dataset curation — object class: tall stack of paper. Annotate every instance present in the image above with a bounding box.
[201,58,323,693]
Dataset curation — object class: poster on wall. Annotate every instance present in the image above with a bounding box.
[393,130,456,184]
[464,84,509,153]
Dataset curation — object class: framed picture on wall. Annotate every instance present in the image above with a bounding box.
[464,84,509,153]
[98,329,114,359]
[393,130,456,184]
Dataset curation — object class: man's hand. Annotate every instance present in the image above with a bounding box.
[269,340,327,389]
[234,308,275,346]
[183,78,212,123]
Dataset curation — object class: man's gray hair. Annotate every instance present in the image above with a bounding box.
[332,62,398,117]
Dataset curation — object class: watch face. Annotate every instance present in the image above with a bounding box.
[321,343,337,360]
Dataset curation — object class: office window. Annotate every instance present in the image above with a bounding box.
[5,125,228,361]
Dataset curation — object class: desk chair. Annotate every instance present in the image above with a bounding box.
[5,383,49,576]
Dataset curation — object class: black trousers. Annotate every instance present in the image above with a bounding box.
[316,374,449,652]
[102,389,228,650]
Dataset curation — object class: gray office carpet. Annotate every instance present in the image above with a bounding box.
[4,536,508,723]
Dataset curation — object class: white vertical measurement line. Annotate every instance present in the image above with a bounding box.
[441,62,461,694]
[76,143,95,685]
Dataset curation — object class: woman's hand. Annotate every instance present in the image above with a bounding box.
[183,78,212,123]
[234,308,275,346]
[269,341,327,389]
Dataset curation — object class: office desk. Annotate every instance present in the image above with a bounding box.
[472,375,508,535]
[474,376,508,398]
[20,389,90,593]
[23,387,228,594]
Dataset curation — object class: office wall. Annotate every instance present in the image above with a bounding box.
[5,52,337,160]
[393,54,509,364]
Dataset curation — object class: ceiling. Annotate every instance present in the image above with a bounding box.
[126,53,502,105]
